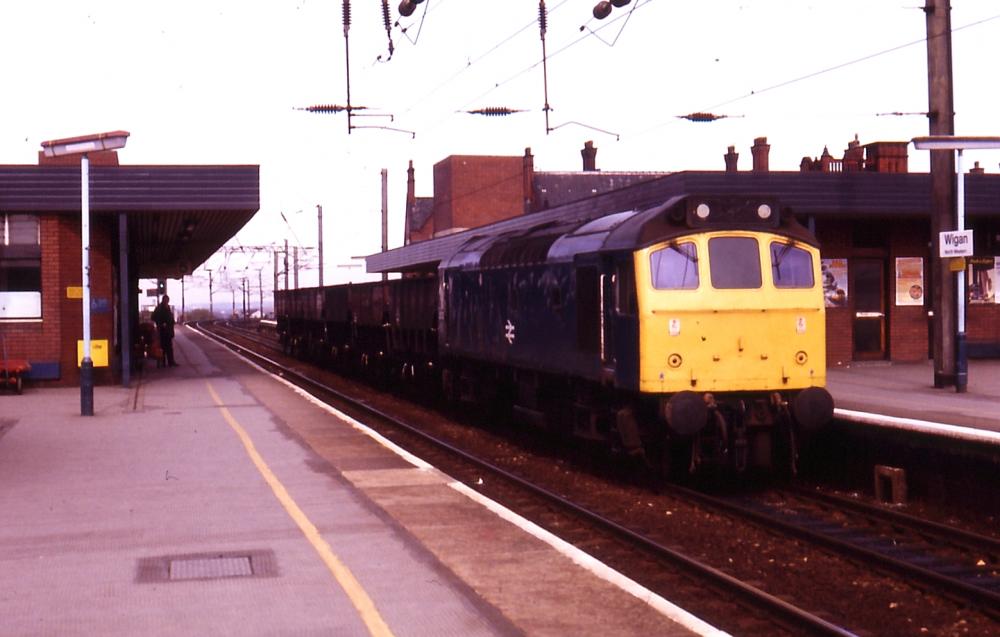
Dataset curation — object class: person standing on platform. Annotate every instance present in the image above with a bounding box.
[152,295,178,367]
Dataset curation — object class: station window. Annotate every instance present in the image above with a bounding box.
[650,242,699,289]
[709,236,761,289]
[770,241,815,288]
[0,213,42,319]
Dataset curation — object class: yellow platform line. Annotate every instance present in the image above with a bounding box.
[206,382,394,637]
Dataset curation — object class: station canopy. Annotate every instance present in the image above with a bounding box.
[0,163,259,278]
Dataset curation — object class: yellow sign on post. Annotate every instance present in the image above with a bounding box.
[77,339,109,367]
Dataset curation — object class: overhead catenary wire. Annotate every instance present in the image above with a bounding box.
[397,0,573,117]
[407,5,997,143]
[421,0,653,136]
[631,11,1000,139]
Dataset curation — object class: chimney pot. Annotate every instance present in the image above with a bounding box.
[751,136,770,173]
[581,140,598,172]
[724,145,739,172]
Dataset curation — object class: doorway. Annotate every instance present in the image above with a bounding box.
[852,259,885,360]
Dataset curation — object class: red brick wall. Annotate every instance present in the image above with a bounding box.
[888,220,930,362]
[1,215,64,371]
[432,160,455,232]
[55,215,116,385]
[967,305,1000,344]
[815,218,934,364]
[432,156,526,234]
[1,213,116,386]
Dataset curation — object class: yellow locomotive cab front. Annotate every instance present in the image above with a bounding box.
[636,231,827,396]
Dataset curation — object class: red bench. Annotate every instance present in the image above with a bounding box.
[0,359,30,394]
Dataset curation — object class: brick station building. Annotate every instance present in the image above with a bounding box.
[0,146,258,386]
[379,136,1000,366]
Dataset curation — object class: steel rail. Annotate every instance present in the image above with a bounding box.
[671,484,1000,616]
[790,486,1000,556]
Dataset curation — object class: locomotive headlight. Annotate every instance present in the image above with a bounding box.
[757,204,773,220]
[667,353,683,368]
[695,203,711,219]
[795,351,808,365]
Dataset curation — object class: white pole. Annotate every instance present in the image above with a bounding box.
[81,153,94,415]
[955,148,967,393]
[956,149,965,333]
[82,154,91,356]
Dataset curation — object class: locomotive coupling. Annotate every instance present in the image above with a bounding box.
[792,387,835,432]
[664,391,709,437]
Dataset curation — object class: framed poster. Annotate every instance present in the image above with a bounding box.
[895,257,924,306]
[821,258,848,307]
[968,256,998,304]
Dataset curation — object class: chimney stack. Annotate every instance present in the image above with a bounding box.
[751,137,770,173]
[581,140,598,172]
[724,145,739,173]
[970,161,985,175]
[523,147,536,212]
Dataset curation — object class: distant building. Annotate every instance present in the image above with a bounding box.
[403,142,668,245]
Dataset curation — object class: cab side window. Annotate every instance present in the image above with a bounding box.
[650,242,699,290]
[770,242,814,288]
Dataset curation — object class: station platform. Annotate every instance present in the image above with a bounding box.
[827,359,1000,440]
[0,327,719,637]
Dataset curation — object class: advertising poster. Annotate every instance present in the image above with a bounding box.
[821,258,848,308]
[968,256,998,304]
[894,257,924,306]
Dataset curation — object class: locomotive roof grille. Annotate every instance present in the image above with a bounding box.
[440,194,817,271]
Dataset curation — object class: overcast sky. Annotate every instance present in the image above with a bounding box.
[3,1,998,309]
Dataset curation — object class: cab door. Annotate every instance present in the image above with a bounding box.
[852,259,885,360]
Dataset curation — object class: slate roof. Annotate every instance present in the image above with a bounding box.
[0,164,259,278]
[532,171,668,210]
[408,197,434,234]
[366,170,1000,274]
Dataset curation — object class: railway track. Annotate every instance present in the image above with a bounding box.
[194,321,1000,636]
[194,321,855,636]
[688,486,1000,616]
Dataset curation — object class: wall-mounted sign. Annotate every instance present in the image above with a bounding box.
[821,258,848,308]
[77,339,109,367]
[66,286,83,299]
[939,230,974,257]
[895,257,924,306]
[969,256,998,304]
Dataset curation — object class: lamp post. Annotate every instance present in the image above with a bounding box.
[912,135,1000,393]
[40,131,130,416]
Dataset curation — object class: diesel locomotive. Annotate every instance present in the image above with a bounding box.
[276,194,833,476]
